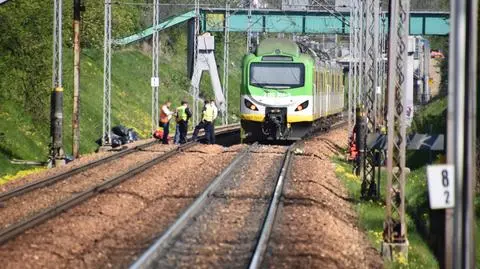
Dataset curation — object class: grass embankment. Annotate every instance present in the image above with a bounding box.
[332,97,455,268]
[0,49,157,182]
[0,30,246,181]
[334,162,439,268]
[336,95,480,267]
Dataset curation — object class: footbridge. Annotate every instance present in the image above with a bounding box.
[114,8,449,46]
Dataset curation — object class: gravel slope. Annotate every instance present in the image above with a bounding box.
[0,144,241,269]
[264,127,383,269]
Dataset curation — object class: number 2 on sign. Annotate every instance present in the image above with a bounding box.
[427,165,455,209]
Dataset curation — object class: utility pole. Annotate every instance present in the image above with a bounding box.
[382,0,409,260]
[445,0,477,267]
[151,0,160,135]
[222,0,230,126]
[50,0,66,167]
[72,0,82,159]
[247,0,252,53]
[101,0,112,149]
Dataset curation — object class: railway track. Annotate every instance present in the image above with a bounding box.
[129,121,347,269]
[0,140,159,203]
[0,124,240,245]
[129,142,296,269]
[0,124,239,203]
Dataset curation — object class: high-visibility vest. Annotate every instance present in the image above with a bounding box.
[160,105,169,123]
[202,105,214,122]
[176,105,188,122]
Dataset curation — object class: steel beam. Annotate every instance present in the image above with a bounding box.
[446,0,478,267]
[222,2,230,126]
[360,0,379,199]
[246,0,252,53]
[102,0,112,147]
[382,0,409,260]
[191,0,200,127]
[72,0,82,159]
[151,0,160,135]
[50,0,66,167]
[347,0,354,135]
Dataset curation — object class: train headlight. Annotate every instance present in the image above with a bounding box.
[244,99,259,111]
[295,100,309,111]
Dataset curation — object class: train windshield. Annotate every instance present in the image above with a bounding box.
[250,62,305,88]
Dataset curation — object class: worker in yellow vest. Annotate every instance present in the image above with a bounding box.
[174,101,192,144]
[159,101,174,144]
[209,99,218,144]
[192,100,215,144]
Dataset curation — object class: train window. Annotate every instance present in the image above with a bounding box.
[250,62,305,89]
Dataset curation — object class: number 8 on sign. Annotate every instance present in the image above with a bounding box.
[427,165,455,209]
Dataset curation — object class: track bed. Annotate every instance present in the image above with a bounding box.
[157,146,287,268]
[0,144,241,268]
[0,143,175,230]
[263,128,383,269]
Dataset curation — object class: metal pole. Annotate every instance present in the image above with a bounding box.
[356,0,365,177]
[382,0,409,260]
[447,0,478,267]
[351,0,360,131]
[247,0,252,53]
[360,0,379,199]
[347,1,354,135]
[463,1,477,265]
[102,0,112,147]
[151,0,160,135]
[222,1,230,125]
[72,0,81,159]
[50,0,65,167]
[190,0,200,128]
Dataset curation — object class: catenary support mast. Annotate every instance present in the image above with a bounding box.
[446,0,478,267]
[50,0,66,167]
[102,0,112,148]
[382,0,409,259]
[222,0,230,125]
[72,0,82,159]
[151,0,160,134]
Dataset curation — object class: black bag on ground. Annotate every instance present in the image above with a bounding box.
[96,132,124,148]
[112,125,130,137]
[127,130,139,142]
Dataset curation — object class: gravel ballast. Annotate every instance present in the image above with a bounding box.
[263,127,383,269]
[0,144,241,269]
[158,147,286,268]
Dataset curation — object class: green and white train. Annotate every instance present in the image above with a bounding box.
[241,38,345,140]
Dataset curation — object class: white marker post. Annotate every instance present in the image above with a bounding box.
[427,165,455,209]
[151,77,159,87]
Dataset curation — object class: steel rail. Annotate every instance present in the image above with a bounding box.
[248,144,294,269]
[129,143,255,269]
[0,142,197,245]
[0,124,239,203]
[0,125,240,245]
[0,140,158,202]
[248,120,346,269]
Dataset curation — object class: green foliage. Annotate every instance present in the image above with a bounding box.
[0,4,246,178]
[410,97,447,135]
[333,160,440,269]
[0,1,52,122]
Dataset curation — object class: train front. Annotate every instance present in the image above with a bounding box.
[240,39,314,141]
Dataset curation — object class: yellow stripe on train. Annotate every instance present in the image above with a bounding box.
[241,114,315,123]
[241,114,265,122]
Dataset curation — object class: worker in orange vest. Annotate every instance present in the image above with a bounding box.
[159,101,174,144]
